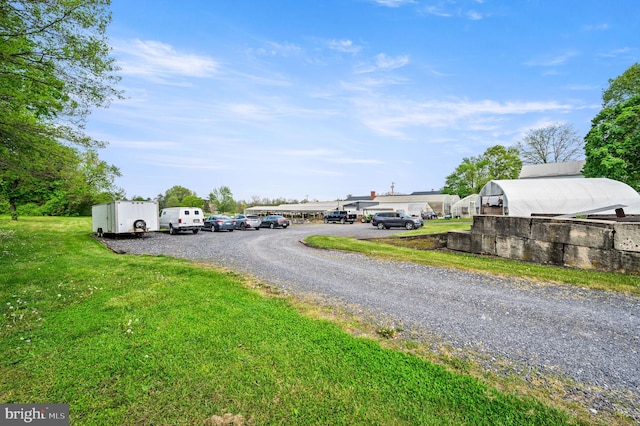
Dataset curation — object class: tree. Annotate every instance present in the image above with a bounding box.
[0,0,122,217]
[583,94,640,191]
[209,186,235,213]
[515,123,583,164]
[181,195,204,209]
[443,145,522,198]
[482,145,523,180]
[583,63,640,191]
[164,186,196,204]
[602,63,640,109]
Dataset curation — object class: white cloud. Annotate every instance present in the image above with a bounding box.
[375,53,410,70]
[423,6,452,17]
[525,51,577,67]
[372,0,416,7]
[354,98,578,137]
[114,39,219,81]
[466,10,485,20]
[327,39,362,54]
[600,47,631,58]
[255,41,303,57]
[583,23,609,31]
[284,149,338,157]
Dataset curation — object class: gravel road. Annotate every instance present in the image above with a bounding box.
[101,223,640,420]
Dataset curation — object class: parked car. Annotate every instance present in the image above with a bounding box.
[371,212,423,230]
[421,211,437,220]
[260,215,290,229]
[233,214,262,230]
[203,215,236,232]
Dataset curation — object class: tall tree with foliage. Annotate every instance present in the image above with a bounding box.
[583,63,640,191]
[161,186,197,209]
[209,186,236,213]
[516,123,583,164]
[443,145,522,198]
[0,0,121,216]
[602,63,640,108]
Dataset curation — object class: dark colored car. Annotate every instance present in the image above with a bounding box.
[421,211,437,220]
[260,215,290,229]
[203,215,236,232]
[371,212,423,230]
[233,214,262,230]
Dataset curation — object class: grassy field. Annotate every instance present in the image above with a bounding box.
[0,216,622,425]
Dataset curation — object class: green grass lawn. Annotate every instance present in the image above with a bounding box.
[0,216,609,424]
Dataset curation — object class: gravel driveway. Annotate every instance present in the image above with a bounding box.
[101,223,640,420]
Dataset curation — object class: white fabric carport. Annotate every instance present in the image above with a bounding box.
[479,178,640,216]
[451,194,480,218]
[361,202,431,216]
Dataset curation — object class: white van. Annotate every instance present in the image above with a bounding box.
[159,207,204,234]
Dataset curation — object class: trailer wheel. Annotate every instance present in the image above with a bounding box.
[97,227,103,237]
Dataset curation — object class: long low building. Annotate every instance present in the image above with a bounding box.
[245,191,459,218]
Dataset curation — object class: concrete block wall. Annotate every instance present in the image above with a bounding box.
[446,216,640,274]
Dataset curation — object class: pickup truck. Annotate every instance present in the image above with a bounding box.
[323,210,357,224]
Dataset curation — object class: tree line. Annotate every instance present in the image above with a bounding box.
[1,2,638,217]
[128,185,307,215]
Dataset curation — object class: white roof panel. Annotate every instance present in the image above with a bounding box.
[479,178,640,216]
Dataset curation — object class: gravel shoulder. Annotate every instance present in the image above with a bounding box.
[100,223,640,421]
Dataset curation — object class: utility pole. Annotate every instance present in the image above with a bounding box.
[391,181,395,195]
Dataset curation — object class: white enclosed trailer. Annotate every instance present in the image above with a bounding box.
[92,201,159,237]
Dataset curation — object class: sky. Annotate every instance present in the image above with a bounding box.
[85,0,640,203]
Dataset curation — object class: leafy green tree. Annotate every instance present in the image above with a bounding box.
[209,186,235,213]
[443,145,522,198]
[164,186,196,204]
[583,94,640,191]
[164,196,180,208]
[583,63,640,191]
[0,0,121,217]
[181,195,204,209]
[483,145,522,181]
[516,123,583,164]
[0,133,76,217]
[443,157,484,199]
[602,63,640,108]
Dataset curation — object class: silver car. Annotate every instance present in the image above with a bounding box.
[233,214,262,230]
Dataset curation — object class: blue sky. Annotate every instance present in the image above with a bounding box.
[86,0,639,202]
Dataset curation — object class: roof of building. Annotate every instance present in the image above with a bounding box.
[479,178,640,216]
[519,160,585,179]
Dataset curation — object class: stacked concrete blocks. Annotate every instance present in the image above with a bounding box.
[446,215,640,274]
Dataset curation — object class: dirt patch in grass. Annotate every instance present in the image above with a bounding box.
[365,232,450,250]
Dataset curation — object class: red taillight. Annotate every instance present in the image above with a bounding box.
[179,218,182,223]
[216,220,223,224]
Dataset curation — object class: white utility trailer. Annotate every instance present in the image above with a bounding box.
[92,200,159,237]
